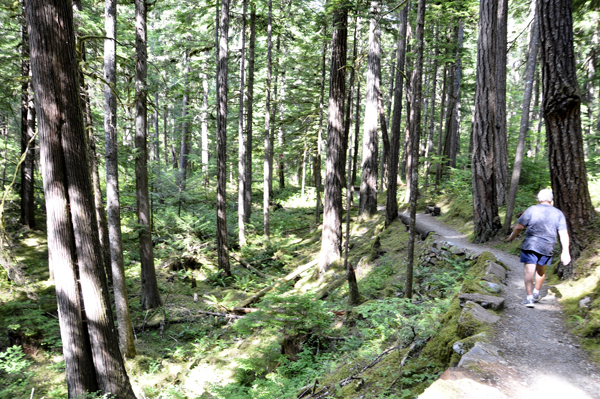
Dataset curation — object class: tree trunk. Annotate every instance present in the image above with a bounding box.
[135,0,161,309]
[245,2,256,224]
[405,0,426,300]
[424,28,439,185]
[278,68,286,189]
[434,60,448,189]
[345,103,360,306]
[442,21,463,173]
[471,0,502,243]
[25,1,136,396]
[104,0,136,358]
[319,1,348,274]
[264,0,273,238]
[351,75,361,189]
[503,6,539,235]
[201,65,209,184]
[238,0,247,247]
[154,92,160,163]
[315,36,327,225]
[385,4,409,227]
[20,15,36,230]
[538,0,595,259]
[494,0,509,206]
[179,49,191,187]
[359,1,381,217]
[217,0,231,275]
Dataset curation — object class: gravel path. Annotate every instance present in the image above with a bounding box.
[413,212,600,399]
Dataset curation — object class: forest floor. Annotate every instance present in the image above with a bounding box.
[414,212,600,399]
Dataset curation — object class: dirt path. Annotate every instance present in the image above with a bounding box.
[413,212,600,399]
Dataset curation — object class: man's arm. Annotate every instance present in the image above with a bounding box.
[558,229,571,265]
[508,223,525,242]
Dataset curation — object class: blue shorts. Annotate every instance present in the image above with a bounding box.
[520,249,552,266]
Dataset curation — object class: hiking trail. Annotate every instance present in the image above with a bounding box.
[413,212,600,399]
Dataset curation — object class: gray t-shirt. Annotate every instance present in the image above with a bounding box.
[517,204,568,256]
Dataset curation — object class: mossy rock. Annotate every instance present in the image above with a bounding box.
[456,302,500,339]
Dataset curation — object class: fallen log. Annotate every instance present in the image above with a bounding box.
[398,213,434,240]
[236,259,319,308]
[231,253,274,279]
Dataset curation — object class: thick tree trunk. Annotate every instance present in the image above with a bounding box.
[405,0,426,300]
[245,2,256,224]
[503,7,539,235]
[264,0,273,238]
[135,0,161,309]
[472,0,502,243]
[104,0,136,358]
[238,0,247,247]
[538,0,595,260]
[20,16,36,229]
[217,0,231,275]
[359,1,381,217]
[494,0,509,206]
[25,1,136,397]
[385,5,408,227]
[319,2,348,274]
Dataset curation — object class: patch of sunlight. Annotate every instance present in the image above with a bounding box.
[529,374,594,399]
[183,361,236,396]
[556,265,600,301]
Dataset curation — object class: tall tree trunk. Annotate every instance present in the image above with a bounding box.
[405,0,426,299]
[217,0,231,275]
[135,0,161,309]
[343,13,359,201]
[315,36,327,225]
[345,103,360,306]
[154,92,160,163]
[201,65,209,184]
[238,0,247,246]
[538,0,595,261]
[20,14,36,229]
[245,2,256,224]
[434,61,447,189]
[359,1,381,217]
[503,6,539,235]
[319,1,348,274]
[25,1,136,396]
[263,0,273,238]
[104,0,136,358]
[472,0,501,243]
[424,26,439,184]
[179,49,191,187]
[442,21,463,173]
[278,68,286,189]
[351,75,361,189]
[494,0,509,206]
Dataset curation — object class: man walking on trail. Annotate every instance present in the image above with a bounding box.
[508,189,571,308]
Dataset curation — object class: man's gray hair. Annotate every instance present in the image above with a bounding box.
[537,189,554,203]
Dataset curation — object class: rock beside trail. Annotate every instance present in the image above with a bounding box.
[457,301,501,338]
[457,341,506,367]
[459,293,505,310]
[485,261,507,282]
[419,367,509,399]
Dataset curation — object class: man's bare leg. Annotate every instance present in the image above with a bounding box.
[534,264,546,291]
[524,263,536,296]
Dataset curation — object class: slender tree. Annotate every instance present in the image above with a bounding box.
[319,0,348,274]
[104,0,136,358]
[245,1,256,224]
[135,0,161,309]
[216,0,231,275]
[385,4,409,227]
[504,5,539,235]
[359,0,381,217]
[405,0,426,299]
[264,0,273,238]
[315,35,327,225]
[179,49,191,187]
[538,0,595,262]
[472,0,502,243]
[25,1,136,396]
[238,0,248,246]
[20,11,35,229]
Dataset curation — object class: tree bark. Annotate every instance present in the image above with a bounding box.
[472,0,502,243]
[503,6,539,235]
[315,36,327,225]
[359,1,381,217]
[494,0,509,206]
[217,0,231,275]
[104,0,136,358]
[179,49,191,187]
[319,1,348,274]
[245,2,256,224]
[238,0,247,247]
[135,0,161,309]
[20,14,35,229]
[405,0,426,299]
[538,0,595,258]
[25,1,136,396]
[201,64,209,184]
[385,4,409,227]
[264,0,273,238]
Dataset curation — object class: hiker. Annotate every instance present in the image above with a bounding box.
[508,189,571,308]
